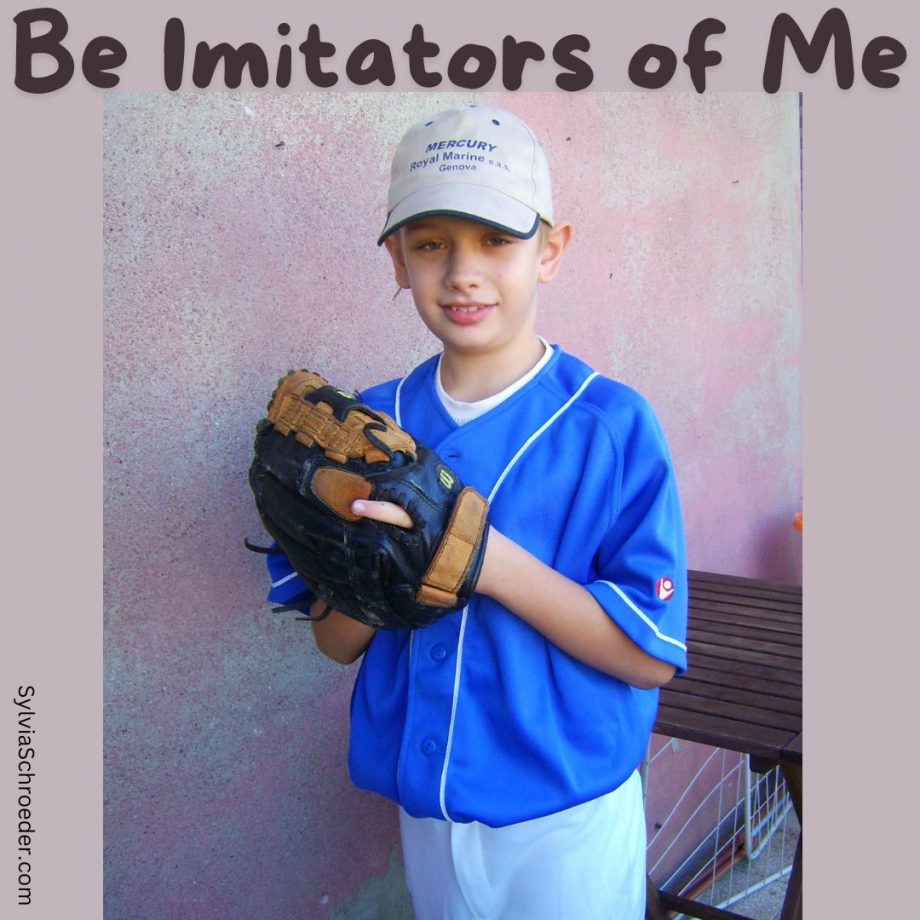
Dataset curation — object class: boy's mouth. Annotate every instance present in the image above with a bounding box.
[441,302,493,325]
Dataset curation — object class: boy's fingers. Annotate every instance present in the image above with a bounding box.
[352,500,413,529]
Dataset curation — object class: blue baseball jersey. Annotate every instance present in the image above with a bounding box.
[267,347,687,828]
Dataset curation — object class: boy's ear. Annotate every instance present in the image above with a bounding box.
[384,235,411,290]
[538,222,572,284]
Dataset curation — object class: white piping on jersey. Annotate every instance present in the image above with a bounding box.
[438,605,470,820]
[598,580,688,652]
[270,571,299,588]
[394,374,408,427]
[438,370,599,821]
[487,372,599,502]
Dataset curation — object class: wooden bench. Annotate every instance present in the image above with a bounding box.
[647,570,802,920]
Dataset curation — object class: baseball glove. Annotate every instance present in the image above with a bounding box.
[248,371,490,630]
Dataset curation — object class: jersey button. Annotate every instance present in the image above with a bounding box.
[430,644,448,662]
[421,738,437,756]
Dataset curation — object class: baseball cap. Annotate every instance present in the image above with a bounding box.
[377,106,553,245]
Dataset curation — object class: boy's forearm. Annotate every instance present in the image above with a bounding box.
[477,528,676,689]
[310,600,375,664]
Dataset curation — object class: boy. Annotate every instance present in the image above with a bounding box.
[267,105,687,919]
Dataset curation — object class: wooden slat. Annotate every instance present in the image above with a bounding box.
[689,583,802,604]
[688,639,800,671]
[689,607,802,642]
[690,618,801,641]
[688,651,800,683]
[654,705,796,760]
[689,640,803,667]
[689,597,803,627]
[659,690,801,734]
[689,591,803,614]
[674,664,802,701]
[689,629,800,655]
[687,627,802,660]
[691,593,801,614]
[691,581,801,603]
[663,676,801,716]
[689,569,802,596]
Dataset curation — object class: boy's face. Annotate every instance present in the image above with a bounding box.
[385,215,570,362]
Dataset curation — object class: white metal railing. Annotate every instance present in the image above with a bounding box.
[645,743,796,919]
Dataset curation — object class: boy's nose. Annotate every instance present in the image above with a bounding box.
[444,248,483,290]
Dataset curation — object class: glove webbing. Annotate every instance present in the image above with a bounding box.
[268,375,416,464]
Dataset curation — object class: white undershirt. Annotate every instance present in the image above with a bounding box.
[435,337,554,425]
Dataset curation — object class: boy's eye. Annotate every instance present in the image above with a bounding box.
[486,235,513,246]
[415,240,443,251]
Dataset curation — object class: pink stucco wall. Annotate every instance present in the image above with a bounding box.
[103,92,801,918]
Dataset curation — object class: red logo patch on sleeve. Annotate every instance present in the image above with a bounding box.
[656,577,675,601]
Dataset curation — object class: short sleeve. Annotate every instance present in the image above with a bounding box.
[584,399,688,673]
[264,545,315,610]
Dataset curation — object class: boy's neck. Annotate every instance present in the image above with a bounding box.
[439,335,547,403]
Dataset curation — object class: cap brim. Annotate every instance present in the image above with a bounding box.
[377,184,542,245]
